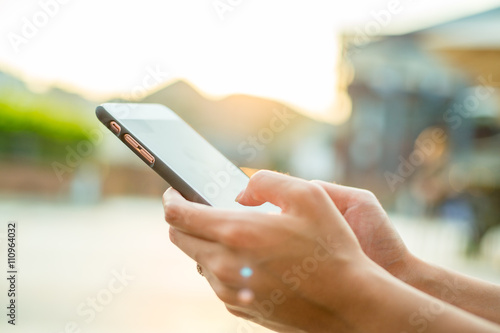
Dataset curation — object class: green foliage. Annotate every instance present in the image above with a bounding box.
[0,88,92,161]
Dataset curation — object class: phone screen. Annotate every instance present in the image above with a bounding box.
[102,103,279,213]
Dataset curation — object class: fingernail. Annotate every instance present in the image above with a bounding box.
[164,187,174,198]
[235,189,245,202]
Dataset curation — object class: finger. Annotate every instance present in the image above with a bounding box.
[170,227,256,287]
[168,226,219,264]
[311,180,376,215]
[225,304,256,319]
[163,187,282,244]
[163,187,222,241]
[237,170,332,215]
[236,170,294,208]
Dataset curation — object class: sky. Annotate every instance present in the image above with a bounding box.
[1,0,499,123]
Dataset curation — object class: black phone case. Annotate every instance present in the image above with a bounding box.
[95,106,211,206]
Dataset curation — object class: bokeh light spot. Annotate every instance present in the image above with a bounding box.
[240,267,253,278]
[237,288,255,304]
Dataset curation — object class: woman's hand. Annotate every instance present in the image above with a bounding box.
[162,170,500,333]
[162,170,375,332]
[311,181,416,282]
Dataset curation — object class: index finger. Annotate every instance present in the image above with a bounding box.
[162,187,283,245]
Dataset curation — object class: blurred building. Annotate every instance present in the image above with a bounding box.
[339,7,500,251]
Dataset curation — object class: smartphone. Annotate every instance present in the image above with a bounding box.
[96,103,280,213]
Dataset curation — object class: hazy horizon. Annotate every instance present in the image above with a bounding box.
[1,0,499,122]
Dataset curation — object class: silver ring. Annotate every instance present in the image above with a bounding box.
[196,263,204,276]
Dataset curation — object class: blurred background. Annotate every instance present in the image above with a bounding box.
[1,0,500,332]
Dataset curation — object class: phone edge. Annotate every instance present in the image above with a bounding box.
[95,105,212,206]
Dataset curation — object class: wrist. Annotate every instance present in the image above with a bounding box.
[328,257,413,332]
[385,250,423,286]
[330,253,394,310]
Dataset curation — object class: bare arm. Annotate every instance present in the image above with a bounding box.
[315,180,500,325]
[402,256,500,324]
[334,261,499,333]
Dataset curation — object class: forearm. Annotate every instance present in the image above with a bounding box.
[333,262,500,333]
[399,255,500,324]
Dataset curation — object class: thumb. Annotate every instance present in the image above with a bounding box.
[236,170,320,214]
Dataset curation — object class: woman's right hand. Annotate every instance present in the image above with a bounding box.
[312,181,416,282]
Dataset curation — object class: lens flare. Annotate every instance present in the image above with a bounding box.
[237,288,255,304]
[240,267,253,278]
